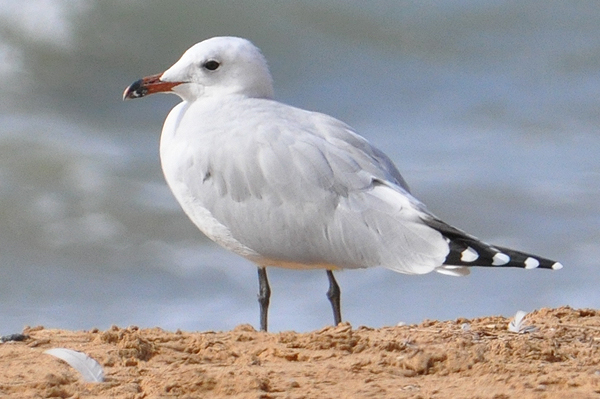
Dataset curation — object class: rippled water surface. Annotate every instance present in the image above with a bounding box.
[0,1,598,333]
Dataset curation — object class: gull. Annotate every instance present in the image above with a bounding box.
[123,36,562,332]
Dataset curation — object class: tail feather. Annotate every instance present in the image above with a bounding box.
[422,216,563,271]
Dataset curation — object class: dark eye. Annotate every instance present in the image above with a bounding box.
[203,60,220,71]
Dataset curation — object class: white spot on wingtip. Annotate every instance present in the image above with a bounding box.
[492,252,510,265]
[524,257,540,269]
[460,246,479,262]
[551,262,563,270]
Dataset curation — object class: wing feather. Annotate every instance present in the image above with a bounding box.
[161,98,447,273]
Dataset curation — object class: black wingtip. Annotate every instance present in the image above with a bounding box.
[422,217,562,270]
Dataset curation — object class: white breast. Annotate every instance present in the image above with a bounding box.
[159,102,263,261]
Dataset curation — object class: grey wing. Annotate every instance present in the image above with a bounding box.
[309,111,411,192]
[185,106,448,274]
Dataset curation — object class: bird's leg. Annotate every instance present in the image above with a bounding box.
[257,267,271,332]
[326,270,342,326]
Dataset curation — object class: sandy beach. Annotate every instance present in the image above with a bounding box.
[1,306,599,398]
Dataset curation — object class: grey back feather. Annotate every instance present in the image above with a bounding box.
[164,98,447,273]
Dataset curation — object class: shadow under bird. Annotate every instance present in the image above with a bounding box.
[123,36,562,332]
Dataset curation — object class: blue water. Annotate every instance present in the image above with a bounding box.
[0,0,598,333]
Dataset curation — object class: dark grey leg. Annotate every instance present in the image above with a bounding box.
[257,267,271,332]
[326,270,342,326]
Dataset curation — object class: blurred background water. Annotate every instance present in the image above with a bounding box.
[0,0,598,333]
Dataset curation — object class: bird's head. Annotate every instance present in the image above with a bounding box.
[123,36,274,102]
